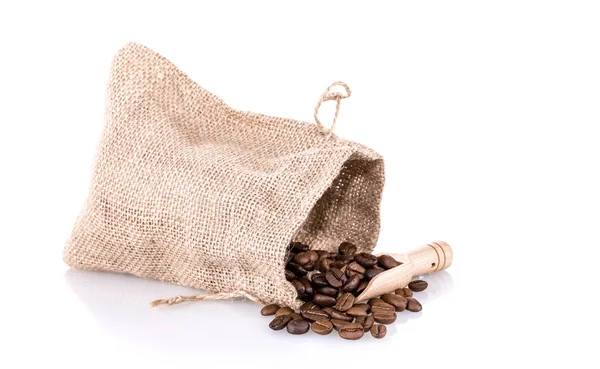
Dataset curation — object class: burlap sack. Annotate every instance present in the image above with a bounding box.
[63,43,385,309]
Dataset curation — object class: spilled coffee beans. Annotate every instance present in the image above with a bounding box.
[261,241,428,339]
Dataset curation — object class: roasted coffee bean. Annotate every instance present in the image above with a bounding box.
[335,292,355,312]
[339,322,364,340]
[291,279,306,295]
[364,266,385,280]
[406,297,423,312]
[294,252,310,265]
[408,280,428,292]
[356,281,368,294]
[275,306,294,317]
[381,293,408,312]
[316,250,330,260]
[323,308,353,322]
[288,313,302,320]
[306,250,319,263]
[354,303,371,314]
[316,286,338,297]
[370,302,395,312]
[284,269,295,281]
[355,315,374,331]
[317,258,333,273]
[299,277,314,296]
[372,305,397,324]
[346,306,367,318]
[300,301,319,313]
[311,273,329,287]
[370,324,387,339]
[338,241,357,256]
[287,318,310,335]
[311,319,334,335]
[331,260,347,270]
[287,262,307,277]
[304,262,315,271]
[325,267,345,288]
[261,303,280,316]
[395,287,413,297]
[290,242,309,253]
[313,294,337,307]
[331,319,353,331]
[301,309,330,322]
[269,314,293,330]
[341,274,360,292]
[377,254,401,269]
[346,261,366,277]
[368,298,389,307]
[335,254,354,264]
[354,252,378,268]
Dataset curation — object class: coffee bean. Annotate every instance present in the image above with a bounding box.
[339,322,364,340]
[325,267,345,288]
[307,250,319,263]
[300,301,319,313]
[288,313,302,320]
[370,302,395,313]
[354,252,378,268]
[335,292,355,312]
[370,324,387,339]
[313,294,337,307]
[311,319,334,335]
[408,280,428,292]
[406,297,423,312]
[331,319,353,331]
[368,298,390,307]
[261,303,280,316]
[356,281,368,294]
[287,318,310,334]
[364,266,385,280]
[323,308,353,322]
[341,274,360,292]
[338,241,357,256]
[304,262,315,271]
[372,311,397,325]
[346,261,366,277]
[317,258,333,273]
[378,254,401,269]
[316,250,330,260]
[346,306,367,318]
[294,252,310,265]
[301,309,330,322]
[395,287,413,297]
[381,293,408,312]
[354,303,371,314]
[336,254,354,264]
[287,262,308,277]
[316,286,338,297]
[355,315,374,331]
[331,260,347,270]
[311,273,329,287]
[275,306,294,317]
[299,277,314,296]
[285,270,295,281]
[269,314,293,330]
[290,242,309,253]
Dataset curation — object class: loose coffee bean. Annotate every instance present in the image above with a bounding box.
[323,308,353,322]
[269,314,293,330]
[288,313,302,320]
[287,318,310,335]
[377,254,401,269]
[331,319,353,331]
[354,252,378,268]
[338,241,357,256]
[301,309,330,322]
[395,287,413,297]
[325,267,345,288]
[291,279,306,295]
[372,310,397,325]
[316,286,338,297]
[364,266,385,280]
[304,262,315,272]
[316,250,330,260]
[368,298,390,307]
[300,301,319,313]
[339,322,365,340]
[356,281,368,294]
[355,315,374,331]
[311,273,329,287]
[335,254,354,264]
[294,252,310,265]
[261,303,280,316]
[311,319,334,335]
[287,262,307,277]
[299,277,314,296]
[313,294,337,307]
[408,280,428,292]
[406,297,423,312]
[290,242,309,253]
[306,250,319,263]
[370,303,395,313]
[341,274,360,292]
[370,324,387,339]
[335,292,355,312]
[346,306,367,318]
[317,258,333,273]
[381,293,408,312]
[284,269,295,281]
[354,303,371,314]
[275,306,294,317]
[346,261,366,277]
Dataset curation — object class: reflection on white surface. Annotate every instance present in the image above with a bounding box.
[65,269,453,359]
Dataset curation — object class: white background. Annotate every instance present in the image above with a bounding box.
[1,1,599,368]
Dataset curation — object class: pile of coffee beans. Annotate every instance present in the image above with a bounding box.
[260,241,428,340]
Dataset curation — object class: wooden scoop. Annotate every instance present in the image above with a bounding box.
[355,241,453,303]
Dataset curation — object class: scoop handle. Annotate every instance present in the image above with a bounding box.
[405,241,453,276]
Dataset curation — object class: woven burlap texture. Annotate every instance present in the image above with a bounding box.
[63,43,385,309]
